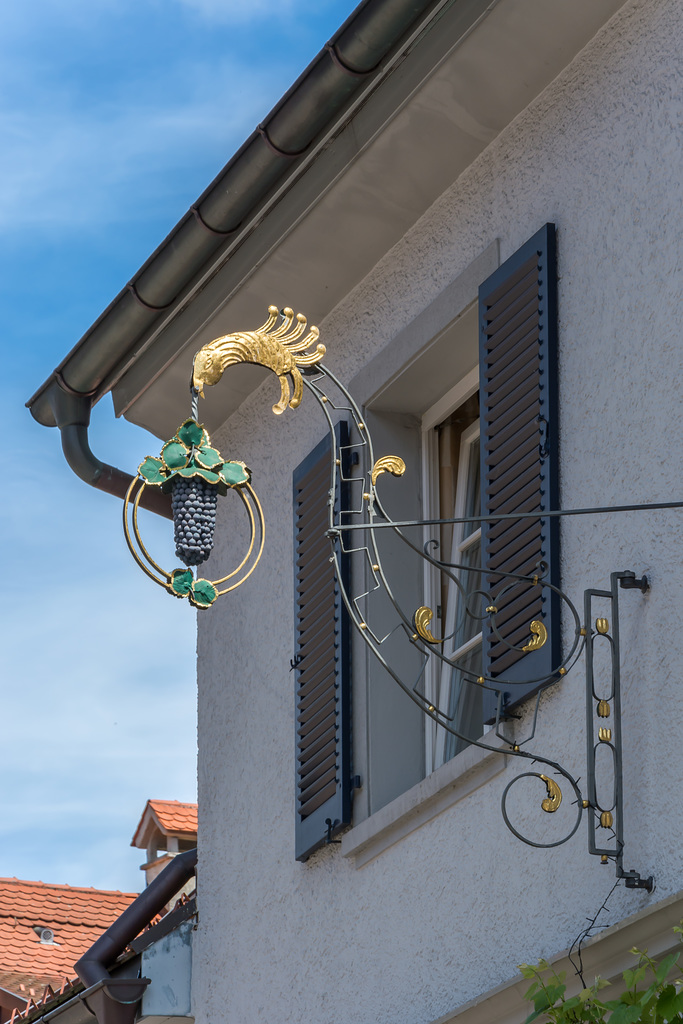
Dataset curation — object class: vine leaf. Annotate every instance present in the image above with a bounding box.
[170,568,194,596]
[161,440,190,470]
[139,456,168,485]
[177,418,207,447]
[220,461,251,487]
[190,579,218,608]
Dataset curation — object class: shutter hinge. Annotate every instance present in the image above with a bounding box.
[324,818,341,845]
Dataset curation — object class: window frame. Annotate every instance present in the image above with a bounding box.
[421,365,482,773]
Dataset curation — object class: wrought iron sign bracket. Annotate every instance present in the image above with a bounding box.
[119,305,658,887]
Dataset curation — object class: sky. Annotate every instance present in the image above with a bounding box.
[1,0,353,893]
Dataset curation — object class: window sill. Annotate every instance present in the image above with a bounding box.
[341,736,508,867]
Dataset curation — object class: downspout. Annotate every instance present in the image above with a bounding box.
[74,848,197,1024]
[49,376,171,519]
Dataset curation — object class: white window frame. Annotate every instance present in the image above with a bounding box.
[420,366,482,774]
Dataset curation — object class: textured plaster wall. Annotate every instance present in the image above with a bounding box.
[194,1,683,1021]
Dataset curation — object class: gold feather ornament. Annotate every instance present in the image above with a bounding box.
[192,305,326,414]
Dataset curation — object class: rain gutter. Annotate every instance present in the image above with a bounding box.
[74,848,197,1024]
[25,0,451,513]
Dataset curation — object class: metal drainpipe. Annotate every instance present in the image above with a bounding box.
[75,848,197,1024]
[49,377,171,519]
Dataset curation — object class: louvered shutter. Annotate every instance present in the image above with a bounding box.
[479,223,559,723]
[293,423,351,862]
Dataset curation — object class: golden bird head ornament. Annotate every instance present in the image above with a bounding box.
[192,347,223,398]
[191,305,325,414]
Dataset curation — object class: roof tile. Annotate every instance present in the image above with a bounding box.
[0,879,136,996]
[148,801,197,834]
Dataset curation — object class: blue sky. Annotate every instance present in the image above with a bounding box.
[1,0,353,892]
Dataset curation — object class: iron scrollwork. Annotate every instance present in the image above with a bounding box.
[124,306,654,888]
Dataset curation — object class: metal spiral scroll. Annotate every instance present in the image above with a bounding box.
[500,769,583,849]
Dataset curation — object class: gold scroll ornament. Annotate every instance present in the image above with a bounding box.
[371,455,406,486]
[539,774,562,813]
[522,620,548,653]
[192,306,325,414]
[413,606,441,644]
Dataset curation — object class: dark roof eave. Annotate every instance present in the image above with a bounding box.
[26,0,447,429]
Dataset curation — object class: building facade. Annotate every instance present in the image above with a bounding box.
[28,1,683,1023]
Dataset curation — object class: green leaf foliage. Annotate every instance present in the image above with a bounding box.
[519,927,683,1024]
[161,440,190,470]
[177,418,207,447]
[195,445,223,470]
[170,569,194,596]
[138,456,168,485]
[220,460,251,487]
[194,468,221,484]
[657,956,680,985]
[190,579,218,608]
[139,418,244,495]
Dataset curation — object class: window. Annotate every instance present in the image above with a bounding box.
[293,225,559,855]
[423,390,484,769]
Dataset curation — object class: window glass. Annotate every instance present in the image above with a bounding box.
[430,395,484,767]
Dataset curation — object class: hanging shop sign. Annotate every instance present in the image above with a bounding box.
[123,305,653,890]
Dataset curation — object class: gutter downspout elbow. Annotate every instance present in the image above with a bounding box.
[75,847,197,988]
[74,849,197,1024]
[48,377,171,519]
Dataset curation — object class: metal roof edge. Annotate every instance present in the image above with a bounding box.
[26,0,450,429]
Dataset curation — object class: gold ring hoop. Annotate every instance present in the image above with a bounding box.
[123,476,265,608]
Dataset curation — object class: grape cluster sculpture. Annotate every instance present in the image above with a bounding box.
[137,417,250,569]
[123,305,320,609]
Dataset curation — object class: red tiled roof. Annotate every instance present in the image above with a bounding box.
[131,800,197,848]
[147,800,197,834]
[0,879,136,997]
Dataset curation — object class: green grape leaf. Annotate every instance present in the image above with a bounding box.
[656,954,680,985]
[170,568,194,597]
[195,445,223,470]
[177,418,207,448]
[220,460,251,487]
[138,456,168,485]
[194,468,221,484]
[161,440,190,470]
[190,579,217,608]
[657,984,683,1020]
[608,1005,645,1024]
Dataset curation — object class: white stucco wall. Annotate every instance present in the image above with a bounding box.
[194,1,683,1021]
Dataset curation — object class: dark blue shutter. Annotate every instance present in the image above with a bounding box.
[479,223,560,722]
[293,423,351,861]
